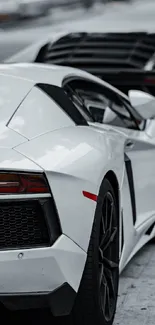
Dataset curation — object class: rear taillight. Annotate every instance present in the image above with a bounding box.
[0,173,49,194]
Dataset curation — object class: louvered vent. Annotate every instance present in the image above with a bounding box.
[35,32,155,96]
[36,32,155,74]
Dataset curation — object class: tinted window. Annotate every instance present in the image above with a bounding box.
[64,84,94,122]
[63,79,144,130]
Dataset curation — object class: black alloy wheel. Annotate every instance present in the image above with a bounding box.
[98,191,119,322]
[52,179,119,325]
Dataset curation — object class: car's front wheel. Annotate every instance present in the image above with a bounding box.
[57,178,119,325]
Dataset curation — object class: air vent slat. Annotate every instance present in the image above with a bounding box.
[36,31,155,76]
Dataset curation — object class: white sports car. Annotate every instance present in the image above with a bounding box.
[0,61,155,325]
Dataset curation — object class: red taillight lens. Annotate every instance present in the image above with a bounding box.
[0,173,49,194]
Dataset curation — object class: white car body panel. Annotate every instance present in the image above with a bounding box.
[0,127,27,148]
[5,32,74,63]
[14,125,125,251]
[90,123,155,271]
[0,73,32,125]
[0,62,154,304]
[9,86,75,139]
[0,63,129,101]
[113,127,155,222]
[0,234,86,293]
[0,148,41,172]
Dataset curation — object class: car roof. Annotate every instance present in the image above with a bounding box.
[0,62,129,100]
[0,62,135,140]
[0,62,130,125]
[0,62,74,87]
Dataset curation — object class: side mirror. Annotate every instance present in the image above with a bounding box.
[146,119,155,138]
[128,90,154,107]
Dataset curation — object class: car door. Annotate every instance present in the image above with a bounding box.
[63,77,155,229]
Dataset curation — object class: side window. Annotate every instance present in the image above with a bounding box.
[63,79,141,130]
[64,84,94,122]
[109,96,137,129]
[77,88,110,123]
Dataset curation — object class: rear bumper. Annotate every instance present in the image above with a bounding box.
[0,234,86,314]
[0,283,76,316]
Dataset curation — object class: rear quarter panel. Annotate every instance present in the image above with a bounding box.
[14,125,126,251]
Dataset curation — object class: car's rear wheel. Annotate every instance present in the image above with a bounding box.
[56,178,119,325]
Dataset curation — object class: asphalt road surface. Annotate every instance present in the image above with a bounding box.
[115,242,155,325]
[1,0,155,62]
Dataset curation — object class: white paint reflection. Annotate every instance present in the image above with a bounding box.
[9,116,25,132]
[0,157,40,170]
[37,143,93,170]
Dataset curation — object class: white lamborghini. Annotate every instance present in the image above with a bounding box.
[0,61,155,325]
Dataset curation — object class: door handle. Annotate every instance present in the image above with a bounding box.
[125,140,134,150]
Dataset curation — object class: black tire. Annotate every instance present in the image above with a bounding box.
[59,178,119,325]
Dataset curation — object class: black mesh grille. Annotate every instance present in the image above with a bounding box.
[36,32,155,72]
[0,200,50,250]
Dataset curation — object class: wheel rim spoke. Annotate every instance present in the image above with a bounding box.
[108,200,114,233]
[105,267,116,300]
[101,215,105,236]
[98,191,118,322]
[105,285,111,319]
[99,262,104,287]
[103,227,117,251]
[101,275,107,312]
[100,228,109,248]
[102,256,118,269]
[99,247,103,261]
[105,195,109,230]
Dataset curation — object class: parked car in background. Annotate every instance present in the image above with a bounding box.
[0,0,19,21]
[18,0,52,18]
[18,0,96,18]
[0,0,96,21]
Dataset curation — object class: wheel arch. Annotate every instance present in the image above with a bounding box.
[104,170,122,259]
[104,170,120,212]
[98,170,120,228]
